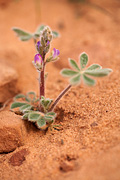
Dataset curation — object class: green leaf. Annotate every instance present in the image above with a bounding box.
[84,68,112,77]
[23,110,34,114]
[28,112,41,122]
[87,64,102,70]
[22,113,29,120]
[46,99,53,107]
[35,98,39,103]
[12,27,33,41]
[13,94,25,101]
[70,74,81,85]
[41,96,45,100]
[52,31,60,38]
[46,112,56,117]
[33,33,40,38]
[41,99,50,107]
[69,59,80,71]
[35,25,46,34]
[61,69,79,77]
[19,104,32,112]
[26,91,36,102]
[83,74,96,86]
[10,102,28,109]
[44,115,54,123]
[40,97,53,111]
[45,112,56,122]
[80,52,88,69]
[36,117,46,128]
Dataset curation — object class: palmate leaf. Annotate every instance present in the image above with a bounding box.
[13,25,60,43]
[84,68,112,77]
[70,74,81,85]
[69,58,80,71]
[61,69,79,77]
[22,109,56,127]
[83,74,96,86]
[61,52,112,87]
[80,52,88,69]
[12,28,33,41]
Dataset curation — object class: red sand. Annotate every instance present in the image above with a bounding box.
[0,0,120,179]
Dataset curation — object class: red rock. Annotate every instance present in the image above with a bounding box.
[0,111,27,153]
[0,62,18,103]
[9,148,29,166]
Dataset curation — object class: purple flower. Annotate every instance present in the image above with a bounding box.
[53,48,60,58]
[47,40,50,46]
[34,54,43,64]
[37,41,41,49]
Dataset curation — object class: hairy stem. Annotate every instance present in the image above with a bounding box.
[39,68,45,98]
[34,38,36,44]
[49,84,72,111]
[39,54,45,111]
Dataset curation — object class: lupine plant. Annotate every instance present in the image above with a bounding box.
[10,25,112,130]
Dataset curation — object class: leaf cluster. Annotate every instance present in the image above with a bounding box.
[10,92,56,129]
[40,96,53,113]
[23,111,56,129]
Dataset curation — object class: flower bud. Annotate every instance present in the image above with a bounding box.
[46,48,60,63]
[33,53,43,71]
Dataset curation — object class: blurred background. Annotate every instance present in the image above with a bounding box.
[0,0,120,93]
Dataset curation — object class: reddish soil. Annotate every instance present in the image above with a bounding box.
[0,0,120,180]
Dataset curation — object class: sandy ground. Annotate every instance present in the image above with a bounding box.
[0,0,120,179]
